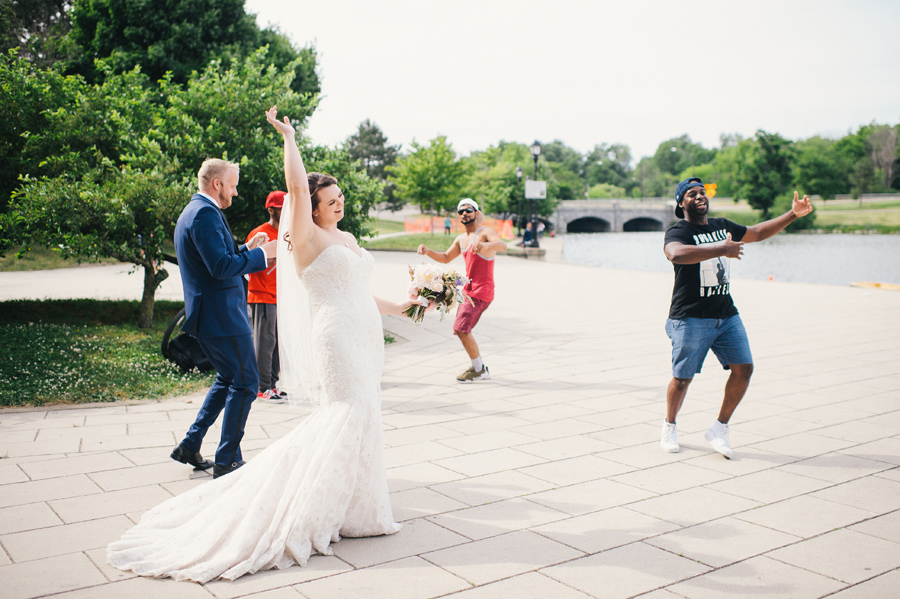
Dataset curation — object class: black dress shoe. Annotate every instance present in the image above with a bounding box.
[170,444,213,470]
[213,460,246,479]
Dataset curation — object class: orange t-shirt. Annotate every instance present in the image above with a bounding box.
[246,223,278,304]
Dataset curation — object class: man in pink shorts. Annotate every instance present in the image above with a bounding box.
[418,198,506,382]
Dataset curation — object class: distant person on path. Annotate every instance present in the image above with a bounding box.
[171,159,277,479]
[520,222,534,247]
[444,215,452,235]
[661,177,813,458]
[246,190,287,403]
[418,199,506,382]
[537,221,545,238]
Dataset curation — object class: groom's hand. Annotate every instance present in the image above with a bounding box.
[261,239,278,259]
[247,232,268,249]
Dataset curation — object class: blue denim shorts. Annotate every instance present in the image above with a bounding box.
[665,315,753,379]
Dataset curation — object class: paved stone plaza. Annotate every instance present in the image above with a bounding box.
[2,242,899,598]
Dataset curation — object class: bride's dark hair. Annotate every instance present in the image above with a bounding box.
[283,172,339,251]
[308,172,339,211]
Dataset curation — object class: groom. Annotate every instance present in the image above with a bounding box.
[171,158,277,478]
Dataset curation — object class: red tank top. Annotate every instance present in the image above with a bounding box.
[462,227,495,302]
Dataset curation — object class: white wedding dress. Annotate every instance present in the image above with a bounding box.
[107,245,400,583]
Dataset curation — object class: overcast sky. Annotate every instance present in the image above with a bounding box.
[245,0,900,164]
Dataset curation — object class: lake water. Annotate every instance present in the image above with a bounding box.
[562,232,900,286]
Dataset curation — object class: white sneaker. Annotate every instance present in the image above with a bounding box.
[705,420,733,459]
[660,421,680,453]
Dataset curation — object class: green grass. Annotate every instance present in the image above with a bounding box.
[0,299,214,407]
[816,199,900,211]
[368,219,407,235]
[0,246,120,272]
[707,209,761,226]
[814,209,900,228]
[363,233,456,252]
[709,206,900,233]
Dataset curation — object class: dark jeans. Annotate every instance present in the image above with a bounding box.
[249,303,279,391]
[181,334,258,466]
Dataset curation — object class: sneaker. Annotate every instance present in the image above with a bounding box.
[256,389,285,404]
[271,386,287,397]
[660,421,680,453]
[705,420,733,459]
[457,365,491,383]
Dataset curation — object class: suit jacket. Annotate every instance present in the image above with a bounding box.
[174,193,268,337]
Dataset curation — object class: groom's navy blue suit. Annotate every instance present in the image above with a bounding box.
[175,192,268,468]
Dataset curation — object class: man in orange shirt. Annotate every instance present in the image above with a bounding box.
[246,191,285,402]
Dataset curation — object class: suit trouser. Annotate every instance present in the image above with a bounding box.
[181,334,258,466]
[248,303,279,392]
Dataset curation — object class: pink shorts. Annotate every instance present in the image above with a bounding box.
[453,296,491,334]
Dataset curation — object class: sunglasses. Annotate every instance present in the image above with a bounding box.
[457,208,475,215]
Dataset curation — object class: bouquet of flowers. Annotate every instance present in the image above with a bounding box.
[403,263,471,323]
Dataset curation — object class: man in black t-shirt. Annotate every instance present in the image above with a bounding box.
[661,177,813,458]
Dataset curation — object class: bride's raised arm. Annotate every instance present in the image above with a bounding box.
[265,106,316,271]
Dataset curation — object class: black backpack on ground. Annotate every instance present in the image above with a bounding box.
[161,307,214,373]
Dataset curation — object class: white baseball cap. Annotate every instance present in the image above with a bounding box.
[457,198,479,212]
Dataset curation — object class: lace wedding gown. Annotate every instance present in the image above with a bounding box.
[107,246,400,583]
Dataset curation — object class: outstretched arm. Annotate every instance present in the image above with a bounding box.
[375,296,417,316]
[374,296,435,316]
[665,233,744,264]
[743,191,813,243]
[417,236,462,263]
[265,106,315,266]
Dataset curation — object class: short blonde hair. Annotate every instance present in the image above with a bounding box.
[197,159,239,191]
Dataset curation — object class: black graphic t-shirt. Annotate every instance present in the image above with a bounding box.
[664,218,747,319]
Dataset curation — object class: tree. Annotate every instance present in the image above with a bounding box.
[849,156,876,199]
[652,135,715,176]
[344,119,402,211]
[388,136,464,215]
[540,140,586,200]
[0,0,71,66]
[835,123,880,198]
[0,49,80,218]
[65,0,319,96]
[792,137,849,201]
[630,157,672,198]
[868,125,899,190]
[12,167,189,328]
[676,143,742,199]
[588,183,627,198]
[585,143,633,192]
[459,143,523,217]
[5,49,372,328]
[735,131,793,216]
[344,119,399,179]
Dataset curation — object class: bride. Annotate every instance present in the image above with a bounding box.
[107,106,423,583]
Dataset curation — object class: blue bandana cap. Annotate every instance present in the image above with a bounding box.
[674,177,704,218]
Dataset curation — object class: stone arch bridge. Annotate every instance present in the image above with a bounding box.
[554,199,677,233]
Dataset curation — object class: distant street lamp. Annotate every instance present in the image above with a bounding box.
[530,141,542,248]
[515,166,524,237]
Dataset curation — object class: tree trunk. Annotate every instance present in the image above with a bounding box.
[139,263,169,329]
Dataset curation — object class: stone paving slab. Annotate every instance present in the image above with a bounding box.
[1,243,899,597]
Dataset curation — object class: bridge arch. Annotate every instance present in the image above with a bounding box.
[567,217,611,233]
[623,217,664,232]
